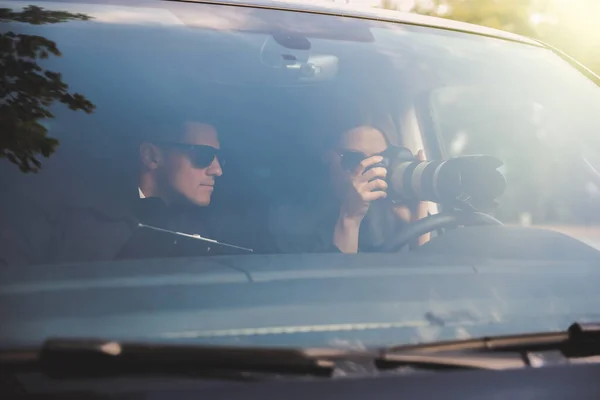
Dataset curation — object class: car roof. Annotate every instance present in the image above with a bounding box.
[186,0,541,46]
[13,0,541,46]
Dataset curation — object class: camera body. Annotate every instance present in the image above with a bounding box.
[364,147,414,194]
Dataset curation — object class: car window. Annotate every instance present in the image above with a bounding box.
[429,44,600,228]
[2,0,600,266]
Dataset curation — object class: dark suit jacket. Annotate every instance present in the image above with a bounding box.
[0,193,227,266]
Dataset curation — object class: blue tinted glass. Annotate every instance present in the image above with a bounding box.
[4,0,600,352]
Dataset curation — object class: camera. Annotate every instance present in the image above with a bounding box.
[362,147,399,193]
[383,147,506,210]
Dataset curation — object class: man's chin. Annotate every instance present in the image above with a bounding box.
[173,194,210,208]
[190,196,211,207]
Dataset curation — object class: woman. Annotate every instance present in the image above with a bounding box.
[325,125,430,253]
[270,124,431,254]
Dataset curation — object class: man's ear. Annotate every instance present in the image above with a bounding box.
[139,142,162,170]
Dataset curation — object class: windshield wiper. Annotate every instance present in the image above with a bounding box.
[2,338,513,379]
[377,322,600,371]
[378,352,527,371]
[3,322,599,380]
[0,339,368,380]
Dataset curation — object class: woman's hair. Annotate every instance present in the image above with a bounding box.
[319,108,401,152]
[357,110,400,147]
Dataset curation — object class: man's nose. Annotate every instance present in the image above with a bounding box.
[206,157,223,177]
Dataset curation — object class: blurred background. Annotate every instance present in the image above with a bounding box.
[377,0,600,76]
[380,0,600,247]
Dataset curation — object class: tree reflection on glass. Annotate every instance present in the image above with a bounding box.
[0,5,96,173]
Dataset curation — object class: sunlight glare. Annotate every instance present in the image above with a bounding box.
[530,13,543,26]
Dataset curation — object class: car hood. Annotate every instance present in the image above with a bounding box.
[2,253,600,350]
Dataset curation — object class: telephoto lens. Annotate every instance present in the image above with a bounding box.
[387,147,506,210]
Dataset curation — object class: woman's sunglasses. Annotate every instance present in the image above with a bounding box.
[339,147,398,172]
[156,142,224,169]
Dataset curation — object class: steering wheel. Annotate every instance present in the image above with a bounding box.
[385,210,503,252]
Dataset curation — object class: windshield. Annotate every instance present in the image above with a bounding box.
[2,0,600,349]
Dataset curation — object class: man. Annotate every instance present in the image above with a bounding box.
[117,121,226,259]
[0,120,225,265]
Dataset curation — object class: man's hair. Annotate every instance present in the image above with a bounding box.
[138,115,219,144]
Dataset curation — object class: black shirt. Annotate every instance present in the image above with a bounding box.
[269,197,409,254]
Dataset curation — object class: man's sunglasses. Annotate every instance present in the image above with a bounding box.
[155,142,224,168]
